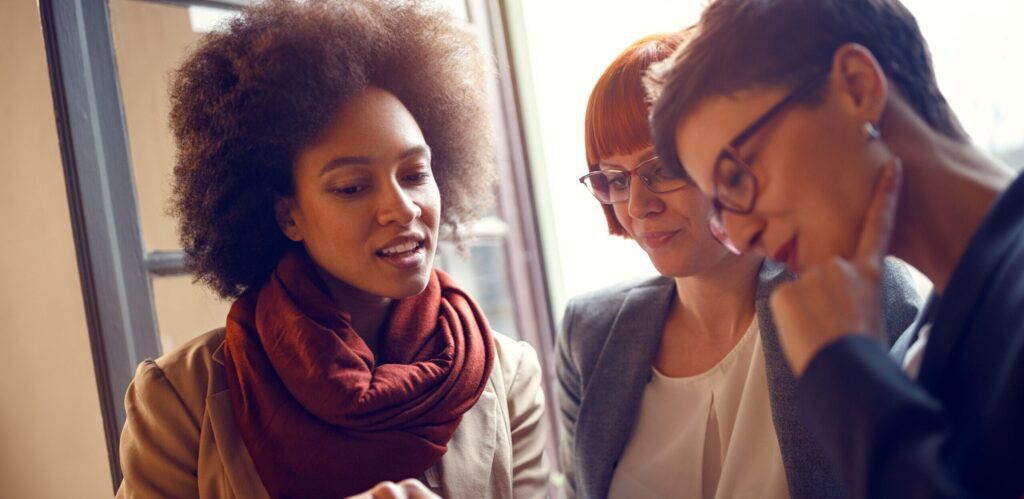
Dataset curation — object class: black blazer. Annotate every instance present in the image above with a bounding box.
[798,172,1024,498]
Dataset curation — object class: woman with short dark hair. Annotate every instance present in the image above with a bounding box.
[115,1,549,498]
[651,0,1024,497]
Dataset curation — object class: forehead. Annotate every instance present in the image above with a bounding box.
[598,146,655,169]
[673,88,788,191]
[322,88,424,150]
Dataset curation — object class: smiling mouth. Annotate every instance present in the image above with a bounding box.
[375,240,427,270]
[641,230,680,249]
[377,240,422,255]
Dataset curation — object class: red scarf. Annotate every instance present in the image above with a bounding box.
[223,248,494,498]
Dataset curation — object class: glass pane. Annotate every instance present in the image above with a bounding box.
[0,2,111,497]
[109,0,240,346]
[109,0,240,253]
[151,275,232,352]
[435,239,521,339]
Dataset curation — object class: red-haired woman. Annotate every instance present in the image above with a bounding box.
[555,32,920,499]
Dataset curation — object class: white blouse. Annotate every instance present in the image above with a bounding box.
[608,320,790,499]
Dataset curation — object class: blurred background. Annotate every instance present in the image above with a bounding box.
[1,0,1021,496]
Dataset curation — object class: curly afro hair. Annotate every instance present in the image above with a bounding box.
[170,0,496,298]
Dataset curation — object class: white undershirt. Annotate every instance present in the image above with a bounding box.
[902,322,932,379]
[608,320,790,499]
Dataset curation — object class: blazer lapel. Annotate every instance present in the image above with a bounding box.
[207,345,272,499]
[437,385,498,498]
[575,280,674,499]
[917,176,1024,392]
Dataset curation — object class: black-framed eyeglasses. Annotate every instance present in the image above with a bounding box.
[708,73,826,254]
[579,155,690,205]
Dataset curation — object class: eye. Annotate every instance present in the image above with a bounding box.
[652,166,679,180]
[330,184,369,197]
[607,173,628,190]
[724,169,745,189]
[403,171,433,184]
[719,161,747,191]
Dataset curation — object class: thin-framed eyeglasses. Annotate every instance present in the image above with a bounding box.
[707,73,826,254]
[579,155,690,205]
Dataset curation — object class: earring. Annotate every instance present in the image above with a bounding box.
[862,122,881,140]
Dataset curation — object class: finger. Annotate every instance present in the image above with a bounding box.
[398,479,440,499]
[854,157,903,269]
[366,481,401,499]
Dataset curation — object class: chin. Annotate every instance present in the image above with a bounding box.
[388,273,432,299]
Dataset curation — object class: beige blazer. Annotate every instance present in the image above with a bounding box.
[115,328,550,499]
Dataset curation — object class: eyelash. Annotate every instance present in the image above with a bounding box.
[329,170,432,198]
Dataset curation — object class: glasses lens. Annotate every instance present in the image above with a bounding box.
[715,155,756,212]
[583,171,630,204]
[587,171,630,204]
[583,172,610,203]
[708,207,741,254]
[638,157,689,193]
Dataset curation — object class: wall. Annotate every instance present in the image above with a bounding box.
[0,1,112,497]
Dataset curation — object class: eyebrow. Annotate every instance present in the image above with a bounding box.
[598,149,656,170]
[319,144,431,176]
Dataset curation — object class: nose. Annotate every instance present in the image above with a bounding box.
[626,176,664,220]
[720,209,765,255]
[377,179,420,226]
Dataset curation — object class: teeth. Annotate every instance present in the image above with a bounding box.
[380,241,419,255]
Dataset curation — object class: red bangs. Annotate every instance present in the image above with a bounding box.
[585,33,686,168]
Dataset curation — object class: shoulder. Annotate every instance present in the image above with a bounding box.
[563,275,671,315]
[492,332,540,393]
[561,275,672,341]
[132,328,228,419]
[119,329,228,494]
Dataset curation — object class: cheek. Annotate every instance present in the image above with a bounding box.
[418,185,442,226]
[611,204,635,235]
[680,190,712,221]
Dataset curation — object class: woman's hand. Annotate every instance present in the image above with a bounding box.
[345,479,440,499]
[771,158,903,376]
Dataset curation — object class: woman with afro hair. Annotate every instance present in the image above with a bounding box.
[115,1,549,498]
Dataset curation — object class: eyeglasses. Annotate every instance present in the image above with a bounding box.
[707,73,826,254]
[579,155,690,205]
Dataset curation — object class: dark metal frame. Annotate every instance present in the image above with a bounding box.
[38,0,162,491]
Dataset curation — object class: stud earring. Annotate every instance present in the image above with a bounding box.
[862,122,881,140]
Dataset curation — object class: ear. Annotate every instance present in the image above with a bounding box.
[274,196,304,242]
[829,43,889,125]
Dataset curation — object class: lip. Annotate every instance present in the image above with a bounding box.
[376,233,425,253]
[639,230,680,249]
[773,236,799,272]
[375,233,428,270]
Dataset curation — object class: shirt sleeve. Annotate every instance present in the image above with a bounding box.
[116,360,201,499]
[798,336,965,499]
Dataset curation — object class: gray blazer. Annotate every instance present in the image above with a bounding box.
[556,259,921,499]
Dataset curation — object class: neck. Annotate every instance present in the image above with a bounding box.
[317,269,392,355]
[671,252,762,339]
[884,107,1014,294]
